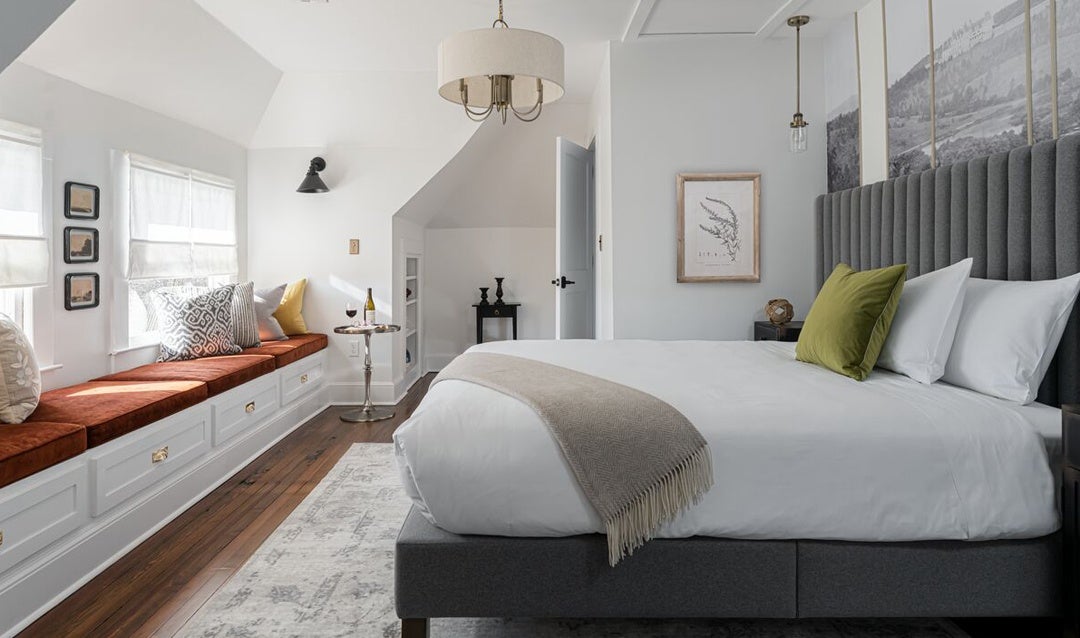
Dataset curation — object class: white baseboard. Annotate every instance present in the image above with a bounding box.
[328,381,399,405]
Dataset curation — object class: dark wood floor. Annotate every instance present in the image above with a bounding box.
[18,370,1063,637]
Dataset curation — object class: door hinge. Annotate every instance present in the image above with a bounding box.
[598,234,603,252]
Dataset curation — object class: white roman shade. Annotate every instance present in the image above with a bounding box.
[0,122,47,289]
[127,155,237,280]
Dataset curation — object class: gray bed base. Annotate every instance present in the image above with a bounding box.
[396,136,1080,634]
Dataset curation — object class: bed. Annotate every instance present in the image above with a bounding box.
[393,136,1080,637]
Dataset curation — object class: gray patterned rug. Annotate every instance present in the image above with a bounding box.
[179,443,969,638]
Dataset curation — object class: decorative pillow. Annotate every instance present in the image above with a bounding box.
[273,278,309,335]
[0,314,40,424]
[145,285,208,332]
[795,263,908,381]
[230,281,261,348]
[942,273,1080,403]
[153,286,242,362]
[877,258,972,384]
[255,284,288,342]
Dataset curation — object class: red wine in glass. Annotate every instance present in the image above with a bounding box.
[345,303,358,327]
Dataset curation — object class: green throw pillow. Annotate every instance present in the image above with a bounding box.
[796,263,908,381]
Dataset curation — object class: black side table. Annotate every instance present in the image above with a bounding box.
[473,303,520,344]
[754,321,804,343]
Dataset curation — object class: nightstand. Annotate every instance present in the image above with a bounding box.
[473,303,520,344]
[754,321,803,343]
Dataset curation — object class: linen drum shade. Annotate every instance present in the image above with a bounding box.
[437,27,565,109]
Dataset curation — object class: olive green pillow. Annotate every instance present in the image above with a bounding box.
[796,263,908,381]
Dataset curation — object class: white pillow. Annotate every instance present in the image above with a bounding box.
[0,313,40,424]
[877,259,973,384]
[942,272,1080,404]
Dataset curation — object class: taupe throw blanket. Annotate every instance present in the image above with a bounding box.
[434,352,713,566]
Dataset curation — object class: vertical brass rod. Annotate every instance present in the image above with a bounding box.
[796,23,802,115]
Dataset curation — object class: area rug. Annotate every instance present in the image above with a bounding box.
[178,443,968,638]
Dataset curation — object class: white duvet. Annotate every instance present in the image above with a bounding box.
[393,340,1060,541]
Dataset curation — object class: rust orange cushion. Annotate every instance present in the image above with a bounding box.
[0,421,86,488]
[28,381,208,448]
[94,354,275,397]
[242,333,327,368]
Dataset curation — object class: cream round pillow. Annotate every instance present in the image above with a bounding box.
[0,313,41,423]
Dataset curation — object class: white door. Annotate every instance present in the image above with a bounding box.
[554,137,595,339]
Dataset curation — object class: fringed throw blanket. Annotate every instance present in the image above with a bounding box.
[433,352,713,566]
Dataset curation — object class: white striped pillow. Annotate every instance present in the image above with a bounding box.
[230,281,261,348]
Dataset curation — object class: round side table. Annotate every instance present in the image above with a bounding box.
[334,324,401,423]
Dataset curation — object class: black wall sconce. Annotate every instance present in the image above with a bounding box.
[297,156,329,193]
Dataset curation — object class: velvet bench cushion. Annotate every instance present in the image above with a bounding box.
[242,333,328,368]
[94,354,276,397]
[27,381,208,448]
[0,422,86,489]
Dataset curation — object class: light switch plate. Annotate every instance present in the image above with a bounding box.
[348,239,360,255]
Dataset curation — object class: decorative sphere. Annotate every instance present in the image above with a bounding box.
[766,298,794,325]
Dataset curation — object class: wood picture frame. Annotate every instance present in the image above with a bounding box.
[64,273,99,310]
[64,182,100,220]
[63,226,99,264]
[676,172,760,282]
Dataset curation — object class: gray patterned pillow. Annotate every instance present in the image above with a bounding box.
[0,313,40,423]
[230,281,260,348]
[154,286,242,362]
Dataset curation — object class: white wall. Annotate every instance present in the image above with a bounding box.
[246,144,466,404]
[608,37,826,340]
[424,227,555,370]
[0,62,248,390]
[587,45,614,340]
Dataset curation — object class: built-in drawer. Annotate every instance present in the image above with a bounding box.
[0,460,88,575]
[280,352,326,406]
[89,405,211,516]
[211,374,281,447]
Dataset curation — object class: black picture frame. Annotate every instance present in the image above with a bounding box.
[63,226,99,264]
[64,181,100,220]
[64,273,99,311]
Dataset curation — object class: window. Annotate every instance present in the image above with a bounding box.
[122,154,237,347]
[0,120,46,334]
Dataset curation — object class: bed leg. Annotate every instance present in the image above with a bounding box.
[401,618,429,638]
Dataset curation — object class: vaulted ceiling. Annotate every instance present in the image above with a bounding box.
[11,0,871,148]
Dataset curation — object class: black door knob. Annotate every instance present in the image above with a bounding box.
[552,276,576,289]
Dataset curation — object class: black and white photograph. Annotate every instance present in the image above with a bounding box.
[63,272,99,310]
[885,0,933,177]
[1031,0,1055,141]
[63,226,98,264]
[933,0,1030,167]
[1058,0,1080,135]
[825,15,861,192]
[64,181,99,220]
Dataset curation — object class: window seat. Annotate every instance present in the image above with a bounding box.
[0,422,86,489]
[0,334,331,637]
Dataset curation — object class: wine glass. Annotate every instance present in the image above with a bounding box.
[345,302,358,327]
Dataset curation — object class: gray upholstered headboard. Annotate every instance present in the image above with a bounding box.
[814,135,1080,407]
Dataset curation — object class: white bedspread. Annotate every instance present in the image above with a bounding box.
[393,340,1059,541]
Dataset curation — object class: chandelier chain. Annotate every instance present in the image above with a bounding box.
[493,0,508,28]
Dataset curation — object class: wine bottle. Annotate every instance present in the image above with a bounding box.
[364,288,376,326]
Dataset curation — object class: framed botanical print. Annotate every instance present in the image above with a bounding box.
[676,172,760,282]
[64,273,99,310]
[64,182,100,220]
[64,226,99,264]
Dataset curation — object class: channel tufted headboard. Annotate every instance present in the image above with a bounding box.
[814,135,1080,407]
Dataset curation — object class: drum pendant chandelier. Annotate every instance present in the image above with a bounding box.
[437,0,565,124]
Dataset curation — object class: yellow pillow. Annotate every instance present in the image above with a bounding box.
[273,279,309,335]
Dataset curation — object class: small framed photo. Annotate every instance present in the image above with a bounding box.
[64,226,99,264]
[64,181,100,220]
[676,172,761,283]
[64,273,100,310]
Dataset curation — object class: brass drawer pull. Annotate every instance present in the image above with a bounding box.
[300,374,309,384]
[151,446,169,464]
[245,401,256,413]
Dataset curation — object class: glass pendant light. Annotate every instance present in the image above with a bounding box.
[788,16,810,154]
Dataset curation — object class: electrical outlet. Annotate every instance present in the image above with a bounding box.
[349,340,360,357]
[348,239,360,255]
